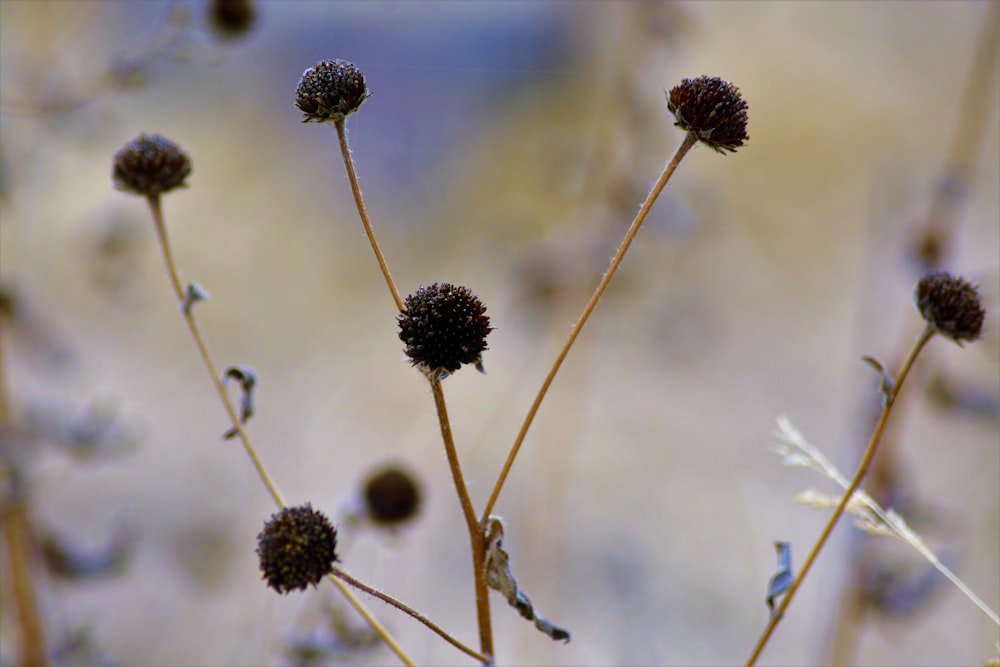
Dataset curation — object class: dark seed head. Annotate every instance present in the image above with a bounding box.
[295,59,370,124]
[398,283,492,376]
[208,0,257,39]
[666,76,749,153]
[256,504,337,594]
[112,133,191,197]
[363,464,422,527]
[914,271,985,344]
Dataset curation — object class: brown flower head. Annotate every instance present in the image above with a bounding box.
[256,504,337,594]
[363,464,422,527]
[398,283,492,376]
[667,76,749,153]
[112,133,191,196]
[208,0,257,39]
[295,59,370,123]
[914,271,985,344]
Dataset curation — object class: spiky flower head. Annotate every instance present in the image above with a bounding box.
[112,133,191,196]
[667,76,749,153]
[363,464,422,527]
[398,283,492,376]
[295,59,370,123]
[256,504,337,594]
[914,271,985,345]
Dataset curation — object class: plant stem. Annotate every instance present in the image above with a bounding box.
[333,567,491,665]
[0,315,48,667]
[0,476,49,667]
[326,572,417,667]
[146,195,286,509]
[481,131,699,521]
[334,119,404,312]
[147,195,422,664]
[745,322,937,666]
[430,375,494,661]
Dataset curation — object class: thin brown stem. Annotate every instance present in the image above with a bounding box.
[334,119,404,312]
[325,573,416,667]
[0,501,48,667]
[146,195,419,663]
[429,375,494,660]
[0,301,49,667]
[481,131,699,521]
[332,567,491,665]
[146,195,286,509]
[745,323,937,666]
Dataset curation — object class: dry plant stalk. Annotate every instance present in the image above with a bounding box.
[746,272,989,665]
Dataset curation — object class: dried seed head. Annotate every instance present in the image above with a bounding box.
[363,464,422,527]
[914,271,985,344]
[112,133,191,197]
[398,283,492,375]
[295,59,370,123]
[256,504,337,594]
[208,0,257,39]
[667,76,749,153]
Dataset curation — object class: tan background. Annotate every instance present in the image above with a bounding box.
[1,1,997,665]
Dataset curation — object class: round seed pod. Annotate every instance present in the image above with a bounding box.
[256,504,337,594]
[362,464,422,527]
[666,76,749,153]
[914,271,985,344]
[295,59,370,123]
[397,282,492,376]
[112,133,191,197]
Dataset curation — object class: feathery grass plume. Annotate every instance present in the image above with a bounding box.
[295,59,370,124]
[398,283,492,376]
[363,465,422,527]
[257,504,338,594]
[112,134,191,197]
[666,76,749,153]
[914,271,985,344]
[774,415,1000,626]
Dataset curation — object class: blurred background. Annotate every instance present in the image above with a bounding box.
[1,1,997,665]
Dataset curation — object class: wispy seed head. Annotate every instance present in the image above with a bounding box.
[112,133,191,197]
[667,76,749,153]
[398,283,492,376]
[914,271,985,344]
[256,504,337,594]
[295,59,370,124]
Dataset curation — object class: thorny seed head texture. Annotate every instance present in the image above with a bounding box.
[112,133,191,197]
[667,75,749,153]
[295,59,370,124]
[256,504,338,594]
[915,271,985,344]
[398,283,492,376]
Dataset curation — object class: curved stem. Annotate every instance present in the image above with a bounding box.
[333,567,491,665]
[334,119,404,312]
[746,323,937,666]
[146,195,286,509]
[481,131,699,521]
[430,376,494,660]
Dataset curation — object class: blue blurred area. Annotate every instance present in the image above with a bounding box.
[258,2,577,213]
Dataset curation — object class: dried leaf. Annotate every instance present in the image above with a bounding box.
[182,281,209,315]
[766,541,794,614]
[222,365,257,439]
[484,517,570,643]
